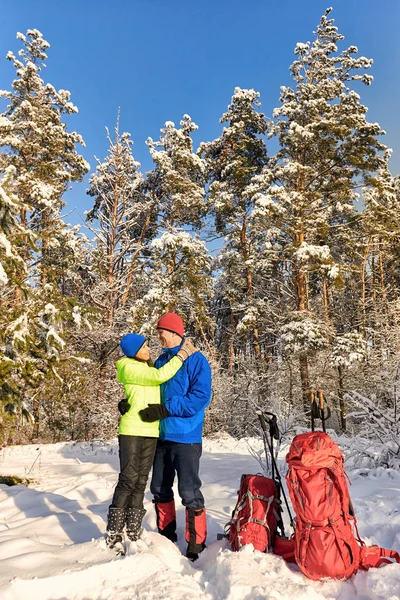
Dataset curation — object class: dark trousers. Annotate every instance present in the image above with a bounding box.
[150,440,204,509]
[111,435,157,509]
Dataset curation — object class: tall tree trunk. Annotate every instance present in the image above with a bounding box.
[295,226,307,311]
[295,226,310,413]
[229,309,236,376]
[31,393,40,439]
[322,276,330,326]
[275,280,283,316]
[378,248,388,316]
[288,361,294,408]
[165,219,177,312]
[105,180,120,326]
[305,272,311,311]
[121,207,154,306]
[193,313,215,360]
[14,208,28,303]
[371,249,376,303]
[337,364,346,432]
[361,236,372,337]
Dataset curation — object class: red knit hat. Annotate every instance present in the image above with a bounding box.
[157,312,184,337]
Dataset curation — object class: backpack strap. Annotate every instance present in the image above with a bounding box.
[360,546,400,569]
[228,490,275,530]
[248,493,274,527]
[299,522,312,565]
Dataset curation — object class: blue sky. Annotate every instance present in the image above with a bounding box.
[1,0,399,228]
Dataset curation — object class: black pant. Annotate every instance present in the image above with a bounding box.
[150,440,204,509]
[111,435,157,509]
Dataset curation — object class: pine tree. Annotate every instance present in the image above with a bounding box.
[86,117,154,326]
[250,8,388,411]
[361,154,400,332]
[0,29,89,439]
[200,88,269,368]
[134,116,213,341]
[0,29,89,291]
[0,170,29,429]
[84,118,156,418]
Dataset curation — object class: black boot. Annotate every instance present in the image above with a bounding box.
[126,507,146,542]
[105,506,126,553]
[185,507,207,561]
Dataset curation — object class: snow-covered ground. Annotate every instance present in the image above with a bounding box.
[0,434,399,600]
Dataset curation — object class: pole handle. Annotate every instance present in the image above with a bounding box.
[310,388,315,404]
[256,411,268,433]
[317,389,324,410]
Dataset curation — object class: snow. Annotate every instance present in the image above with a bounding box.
[71,306,82,329]
[281,315,327,354]
[1,436,399,599]
[294,243,331,264]
[6,313,29,345]
[0,262,8,285]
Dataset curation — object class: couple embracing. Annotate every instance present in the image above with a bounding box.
[106,312,212,561]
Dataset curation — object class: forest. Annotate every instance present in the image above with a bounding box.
[0,9,399,465]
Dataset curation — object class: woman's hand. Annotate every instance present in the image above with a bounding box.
[177,338,198,362]
[118,399,130,415]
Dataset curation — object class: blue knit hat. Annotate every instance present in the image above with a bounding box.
[120,334,146,358]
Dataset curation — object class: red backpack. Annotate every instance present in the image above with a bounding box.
[228,474,282,552]
[286,432,400,580]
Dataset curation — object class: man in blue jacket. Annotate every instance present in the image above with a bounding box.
[139,312,212,560]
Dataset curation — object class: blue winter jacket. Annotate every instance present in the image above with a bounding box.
[155,341,212,444]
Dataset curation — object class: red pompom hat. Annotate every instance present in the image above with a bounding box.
[157,312,185,337]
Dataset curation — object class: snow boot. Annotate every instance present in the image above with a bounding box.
[126,507,146,542]
[185,506,207,561]
[105,506,126,554]
[154,499,177,542]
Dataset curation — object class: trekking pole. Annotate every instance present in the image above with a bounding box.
[270,429,275,480]
[263,411,280,482]
[318,389,326,433]
[259,412,271,475]
[257,411,295,530]
[310,388,315,432]
[267,413,276,480]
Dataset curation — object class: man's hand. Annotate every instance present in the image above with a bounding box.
[177,338,198,362]
[118,399,130,415]
[139,403,170,422]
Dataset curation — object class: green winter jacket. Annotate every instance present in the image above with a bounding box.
[116,355,183,437]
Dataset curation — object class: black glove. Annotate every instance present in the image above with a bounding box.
[118,399,130,415]
[139,403,170,422]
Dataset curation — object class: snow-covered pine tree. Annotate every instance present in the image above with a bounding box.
[30,224,101,442]
[133,116,213,343]
[250,8,388,411]
[329,332,367,430]
[0,29,89,439]
[360,154,400,334]
[389,175,400,325]
[86,117,154,326]
[0,170,30,434]
[84,117,155,417]
[0,29,89,291]
[200,88,269,369]
[141,231,213,343]
[333,159,400,435]
[0,169,28,291]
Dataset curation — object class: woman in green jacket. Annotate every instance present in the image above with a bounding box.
[106,332,195,553]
